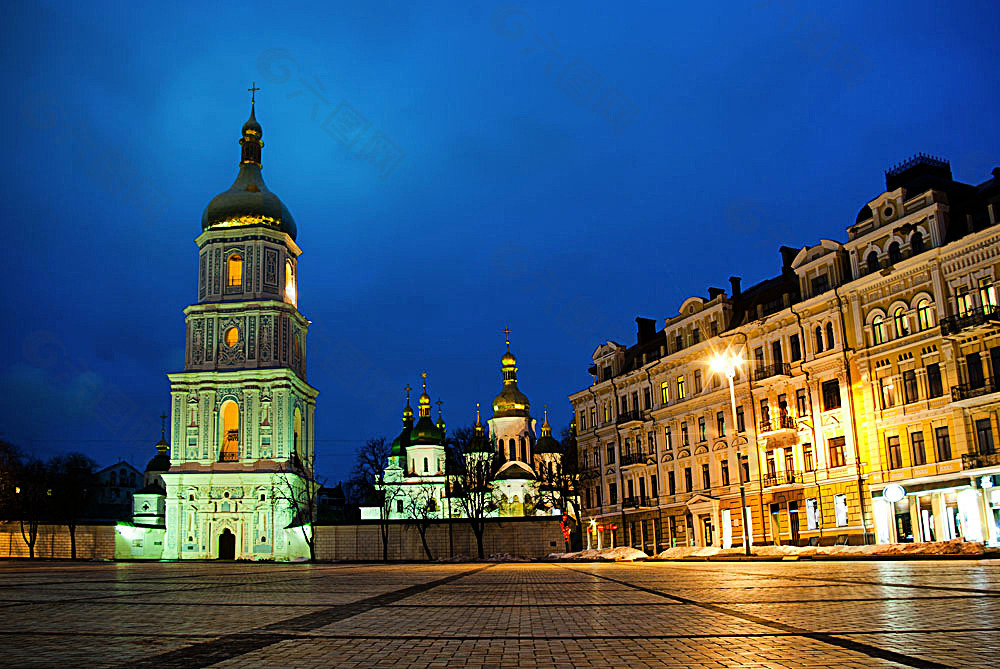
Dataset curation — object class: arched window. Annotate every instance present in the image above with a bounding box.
[911,231,924,254]
[284,260,297,306]
[894,307,909,338]
[888,242,902,264]
[509,438,515,459]
[825,322,835,349]
[220,400,239,461]
[872,316,886,345]
[293,407,303,459]
[916,299,933,331]
[520,437,527,462]
[225,327,239,348]
[815,326,824,353]
[423,457,428,473]
[867,251,880,274]
[227,253,243,287]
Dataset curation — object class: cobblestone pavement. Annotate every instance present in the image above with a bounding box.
[0,560,997,667]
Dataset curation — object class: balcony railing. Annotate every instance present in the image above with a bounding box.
[754,362,792,381]
[622,495,653,509]
[218,451,239,462]
[952,377,1000,402]
[962,452,1000,470]
[759,415,796,433]
[762,470,801,487]
[620,452,647,467]
[616,409,643,425]
[941,305,1000,336]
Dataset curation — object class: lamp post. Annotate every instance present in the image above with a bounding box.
[710,351,752,556]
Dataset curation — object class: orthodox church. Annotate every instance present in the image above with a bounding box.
[363,334,567,520]
[120,94,316,560]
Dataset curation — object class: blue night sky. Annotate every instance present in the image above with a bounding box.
[2,1,998,480]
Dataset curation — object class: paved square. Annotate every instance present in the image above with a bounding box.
[0,559,997,667]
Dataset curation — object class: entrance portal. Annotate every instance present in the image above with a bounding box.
[218,529,236,559]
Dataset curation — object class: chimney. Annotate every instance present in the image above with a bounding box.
[636,317,656,345]
[708,287,725,300]
[729,276,741,298]
[779,246,798,272]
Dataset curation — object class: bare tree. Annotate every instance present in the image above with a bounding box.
[402,483,439,560]
[48,453,98,559]
[534,426,583,548]
[273,452,322,561]
[16,457,49,559]
[349,437,403,561]
[0,441,23,522]
[448,425,502,559]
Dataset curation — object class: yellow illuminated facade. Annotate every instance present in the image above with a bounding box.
[571,156,1000,550]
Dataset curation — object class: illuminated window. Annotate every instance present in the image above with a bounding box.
[285,259,297,305]
[660,382,669,405]
[872,316,886,345]
[980,278,998,311]
[676,376,685,400]
[220,400,239,461]
[225,327,239,348]
[894,307,909,337]
[957,292,973,317]
[227,253,243,287]
[916,299,933,331]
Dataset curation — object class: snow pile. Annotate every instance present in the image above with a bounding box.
[548,547,649,561]
[487,552,533,562]
[653,538,988,559]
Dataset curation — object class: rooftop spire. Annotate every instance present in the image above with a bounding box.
[436,398,446,434]
[541,405,552,437]
[156,411,169,452]
[402,384,414,426]
[474,403,484,434]
[418,371,431,418]
[503,326,512,352]
[240,83,264,166]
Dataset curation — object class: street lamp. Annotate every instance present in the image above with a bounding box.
[709,351,752,556]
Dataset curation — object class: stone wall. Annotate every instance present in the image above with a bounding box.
[0,522,116,559]
[314,518,565,561]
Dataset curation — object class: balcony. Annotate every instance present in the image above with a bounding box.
[962,452,1000,470]
[620,452,648,467]
[218,451,239,463]
[759,414,796,434]
[754,362,792,381]
[622,495,654,509]
[941,305,1000,336]
[951,377,1000,404]
[616,409,644,426]
[762,470,801,487]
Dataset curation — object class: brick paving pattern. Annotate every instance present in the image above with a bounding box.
[0,559,996,667]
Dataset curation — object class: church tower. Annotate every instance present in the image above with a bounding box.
[161,94,318,560]
[488,329,537,514]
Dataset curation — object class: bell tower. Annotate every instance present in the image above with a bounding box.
[161,91,319,560]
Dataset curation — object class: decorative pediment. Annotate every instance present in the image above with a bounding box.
[685,493,715,507]
[694,445,709,455]
[677,448,691,458]
[821,412,841,427]
[712,440,728,451]
[661,453,674,462]
[605,467,617,476]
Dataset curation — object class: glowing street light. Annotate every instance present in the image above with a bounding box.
[708,350,752,556]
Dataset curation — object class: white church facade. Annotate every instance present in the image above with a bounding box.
[118,98,316,560]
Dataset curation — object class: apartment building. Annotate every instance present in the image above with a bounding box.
[570,156,1000,550]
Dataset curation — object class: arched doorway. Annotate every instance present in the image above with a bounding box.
[218,529,236,559]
